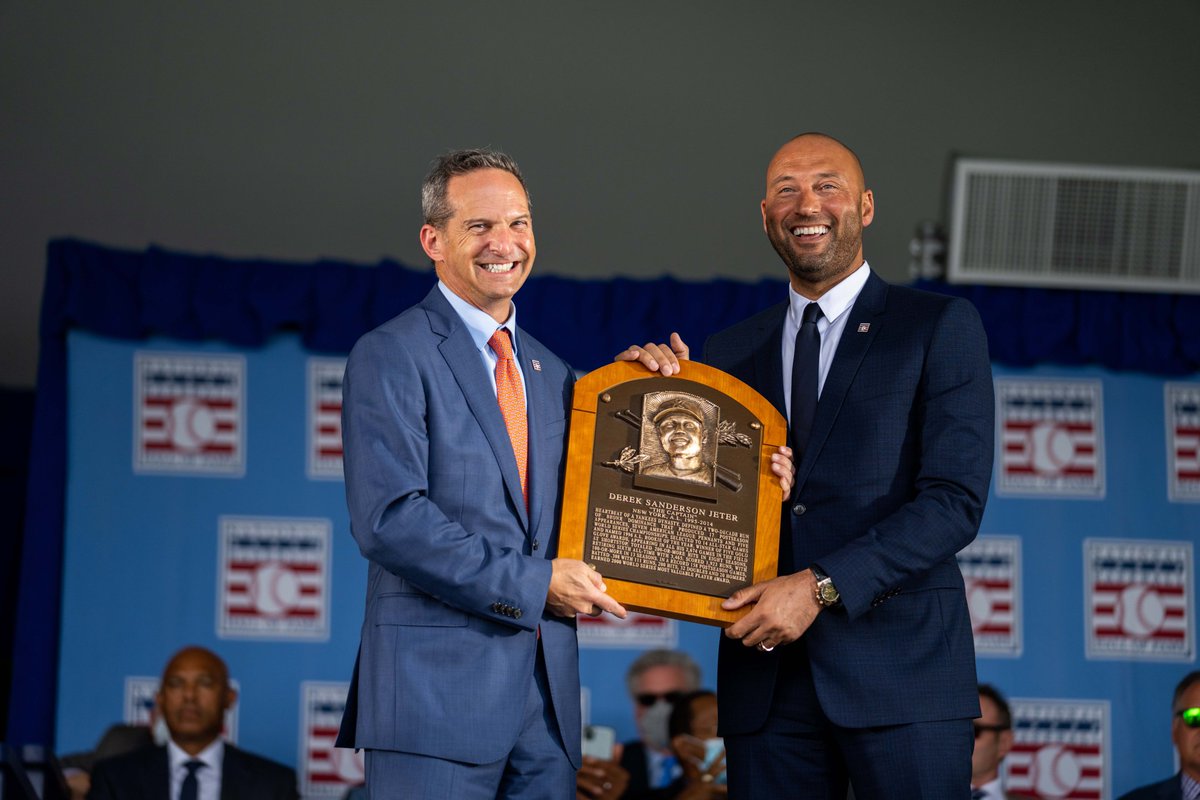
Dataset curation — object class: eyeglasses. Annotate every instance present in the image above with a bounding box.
[974,723,1008,738]
[635,691,685,708]
[1177,707,1200,728]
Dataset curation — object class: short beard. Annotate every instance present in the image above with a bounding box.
[767,216,863,288]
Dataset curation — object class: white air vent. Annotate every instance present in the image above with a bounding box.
[948,158,1200,294]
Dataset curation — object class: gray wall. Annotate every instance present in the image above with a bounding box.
[2,1,1198,388]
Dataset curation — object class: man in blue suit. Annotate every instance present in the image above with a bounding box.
[629,133,994,798]
[1117,670,1200,800]
[335,149,631,799]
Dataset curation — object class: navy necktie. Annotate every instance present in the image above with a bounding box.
[180,759,204,800]
[789,301,824,461]
[971,789,987,800]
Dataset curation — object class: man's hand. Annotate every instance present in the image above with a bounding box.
[721,570,821,651]
[771,445,795,495]
[614,332,689,376]
[547,559,628,619]
[576,752,630,800]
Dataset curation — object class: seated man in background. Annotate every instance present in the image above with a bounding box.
[88,645,297,800]
[1118,670,1200,800]
[972,684,1016,800]
[618,650,701,798]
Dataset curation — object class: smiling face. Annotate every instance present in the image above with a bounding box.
[761,134,874,299]
[420,168,535,323]
[657,412,704,459]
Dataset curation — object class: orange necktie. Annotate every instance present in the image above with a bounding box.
[488,328,528,506]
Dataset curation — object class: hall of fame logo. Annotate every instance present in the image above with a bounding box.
[299,682,363,797]
[218,516,331,641]
[996,379,1104,498]
[124,675,239,742]
[1166,383,1200,502]
[957,536,1022,656]
[1085,539,1193,661]
[134,352,245,475]
[1005,699,1109,800]
[307,359,345,480]
[577,612,678,649]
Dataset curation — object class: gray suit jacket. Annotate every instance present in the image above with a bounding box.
[335,286,581,766]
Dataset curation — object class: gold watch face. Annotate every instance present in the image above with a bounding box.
[818,582,839,605]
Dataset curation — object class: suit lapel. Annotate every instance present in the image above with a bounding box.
[753,309,788,419]
[518,332,550,542]
[219,745,240,800]
[794,272,887,491]
[148,747,170,800]
[424,290,530,531]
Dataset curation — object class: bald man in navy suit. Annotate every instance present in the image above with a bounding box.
[87,646,296,800]
[622,133,993,799]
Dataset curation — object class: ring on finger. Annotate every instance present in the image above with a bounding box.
[757,641,775,652]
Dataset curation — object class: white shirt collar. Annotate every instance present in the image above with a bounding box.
[167,736,223,773]
[973,776,1004,800]
[786,260,871,330]
[438,281,520,355]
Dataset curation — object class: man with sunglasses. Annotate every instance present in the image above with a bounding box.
[1118,671,1200,800]
[971,684,1017,800]
[617,650,701,798]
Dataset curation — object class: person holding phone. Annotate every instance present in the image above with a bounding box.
[660,691,726,799]
[576,726,629,800]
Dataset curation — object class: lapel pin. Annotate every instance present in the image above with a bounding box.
[531,359,542,372]
[857,323,871,333]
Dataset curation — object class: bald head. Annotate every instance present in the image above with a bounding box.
[157,646,236,755]
[761,132,874,298]
[771,133,866,190]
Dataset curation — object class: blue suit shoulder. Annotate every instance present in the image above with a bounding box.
[1116,773,1183,800]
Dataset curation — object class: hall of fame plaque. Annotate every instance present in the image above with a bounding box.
[559,361,786,626]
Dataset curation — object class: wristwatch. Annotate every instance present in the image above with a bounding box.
[811,566,841,608]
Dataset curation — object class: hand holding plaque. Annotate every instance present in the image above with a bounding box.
[558,360,787,626]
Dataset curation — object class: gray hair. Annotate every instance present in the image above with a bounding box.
[420,148,530,228]
[624,649,701,696]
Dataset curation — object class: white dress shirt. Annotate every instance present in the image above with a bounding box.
[780,261,871,422]
[167,738,223,800]
[438,282,529,406]
[972,776,1004,800]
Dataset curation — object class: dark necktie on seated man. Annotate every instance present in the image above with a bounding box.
[180,760,204,800]
[783,301,823,573]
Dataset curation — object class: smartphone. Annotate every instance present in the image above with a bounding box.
[581,724,617,760]
[701,737,727,785]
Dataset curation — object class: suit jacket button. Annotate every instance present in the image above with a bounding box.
[792,503,807,516]
[491,602,501,613]
[533,539,540,551]
[513,609,523,619]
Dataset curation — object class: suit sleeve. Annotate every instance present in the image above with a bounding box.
[84,761,116,800]
[817,296,995,620]
[341,329,552,630]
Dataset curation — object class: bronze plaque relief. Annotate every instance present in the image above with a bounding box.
[560,361,786,626]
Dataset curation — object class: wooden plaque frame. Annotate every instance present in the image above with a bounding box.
[559,361,787,626]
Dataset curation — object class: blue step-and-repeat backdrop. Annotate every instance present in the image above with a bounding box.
[32,241,1200,799]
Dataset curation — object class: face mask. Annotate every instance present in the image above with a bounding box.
[637,699,673,751]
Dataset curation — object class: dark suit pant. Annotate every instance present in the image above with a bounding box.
[364,642,574,800]
[724,642,974,800]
